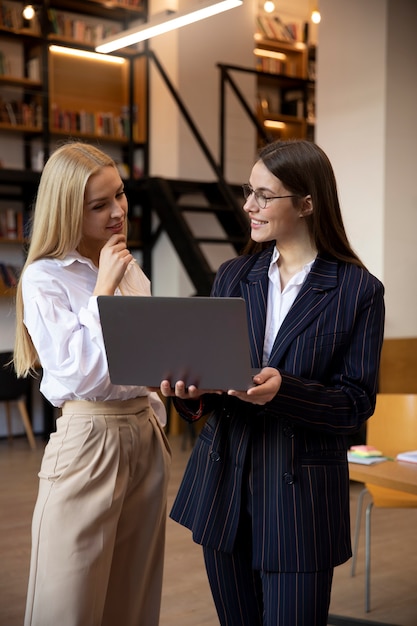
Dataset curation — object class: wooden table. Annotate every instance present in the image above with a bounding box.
[326,459,417,626]
[348,459,417,495]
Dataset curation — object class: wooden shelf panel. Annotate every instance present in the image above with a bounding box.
[0,237,25,245]
[0,75,42,88]
[0,122,42,133]
[48,0,146,22]
[49,127,129,143]
[0,288,16,297]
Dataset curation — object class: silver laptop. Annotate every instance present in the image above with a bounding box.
[97,295,256,391]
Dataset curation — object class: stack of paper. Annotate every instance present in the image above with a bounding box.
[396,450,417,464]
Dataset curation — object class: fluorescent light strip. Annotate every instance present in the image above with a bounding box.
[264,120,286,129]
[96,0,243,53]
[254,47,287,61]
[49,45,126,64]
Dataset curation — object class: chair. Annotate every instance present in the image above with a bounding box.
[0,351,36,450]
[350,393,417,612]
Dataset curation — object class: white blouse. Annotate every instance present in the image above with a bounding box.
[22,251,166,424]
[263,247,315,366]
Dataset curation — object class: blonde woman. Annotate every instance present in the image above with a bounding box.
[14,142,171,626]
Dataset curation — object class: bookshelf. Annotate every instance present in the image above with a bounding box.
[0,0,148,171]
[254,14,315,143]
[0,0,149,298]
[0,169,38,297]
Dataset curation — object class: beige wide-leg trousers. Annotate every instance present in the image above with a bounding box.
[24,397,171,626]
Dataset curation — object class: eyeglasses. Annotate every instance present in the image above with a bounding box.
[242,183,297,210]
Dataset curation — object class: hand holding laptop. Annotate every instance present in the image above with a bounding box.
[158,366,280,405]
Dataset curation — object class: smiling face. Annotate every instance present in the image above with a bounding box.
[78,165,128,263]
[243,159,311,247]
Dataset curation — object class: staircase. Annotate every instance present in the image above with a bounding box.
[134,177,250,296]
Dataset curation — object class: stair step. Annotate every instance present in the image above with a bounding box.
[140,176,248,295]
[195,236,247,245]
[177,203,239,214]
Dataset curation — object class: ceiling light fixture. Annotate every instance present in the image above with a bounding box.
[264,120,286,129]
[263,1,275,13]
[311,9,321,24]
[254,47,287,61]
[22,4,35,20]
[96,0,243,54]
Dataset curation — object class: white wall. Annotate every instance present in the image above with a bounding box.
[148,0,257,295]
[383,0,417,338]
[317,0,417,337]
[316,0,386,280]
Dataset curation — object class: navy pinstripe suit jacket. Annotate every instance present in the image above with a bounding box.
[170,246,385,572]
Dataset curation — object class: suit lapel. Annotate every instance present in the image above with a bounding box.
[239,247,273,368]
[268,255,339,365]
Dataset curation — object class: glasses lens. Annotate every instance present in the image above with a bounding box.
[256,192,266,209]
[242,184,251,200]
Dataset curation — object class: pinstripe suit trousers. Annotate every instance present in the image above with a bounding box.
[203,512,333,626]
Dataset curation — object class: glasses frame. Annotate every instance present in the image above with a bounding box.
[242,183,297,210]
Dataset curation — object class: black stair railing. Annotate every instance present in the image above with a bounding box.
[130,48,255,294]
[218,63,273,175]
[144,49,245,222]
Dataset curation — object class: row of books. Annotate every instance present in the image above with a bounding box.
[0,49,41,81]
[255,56,288,76]
[50,103,137,139]
[0,97,42,128]
[0,261,20,290]
[47,9,120,44]
[257,89,306,118]
[256,15,303,43]
[0,208,27,240]
[0,1,40,33]
[113,0,143,6]
[0,49,9,76]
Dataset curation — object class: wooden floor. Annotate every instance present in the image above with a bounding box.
[1,433,417,626]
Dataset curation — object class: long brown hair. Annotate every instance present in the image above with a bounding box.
[244,139,365,269]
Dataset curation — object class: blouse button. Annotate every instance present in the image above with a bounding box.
[210,450,221,462]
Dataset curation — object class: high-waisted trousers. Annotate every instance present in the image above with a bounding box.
[24,397,171,626]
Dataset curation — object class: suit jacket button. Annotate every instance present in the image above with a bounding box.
[283,426,294,438]
[210,450,221,462]
[283,472,295,485]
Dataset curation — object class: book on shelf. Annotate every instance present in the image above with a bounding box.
[255,55,287,75]
[0,49,6,75]
[0,208,25,239]
[257,87,281,116]
[5,101,16,124]
[0,262,20,289]
[47,9,121,45]
[27,56,40,82]
[256,14,298,43]
[115,0,143,6]
[0,98,41,127]
[0,1,40,33]
[51,103,132,139]
[0,1,24,30]
[282,89,304,117]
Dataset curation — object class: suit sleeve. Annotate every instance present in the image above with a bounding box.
[263,277,385,434]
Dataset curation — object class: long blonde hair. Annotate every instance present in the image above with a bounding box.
[14,142,117,377]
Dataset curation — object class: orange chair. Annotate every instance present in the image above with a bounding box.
[0,351,36,450]
[350,393,417,612]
